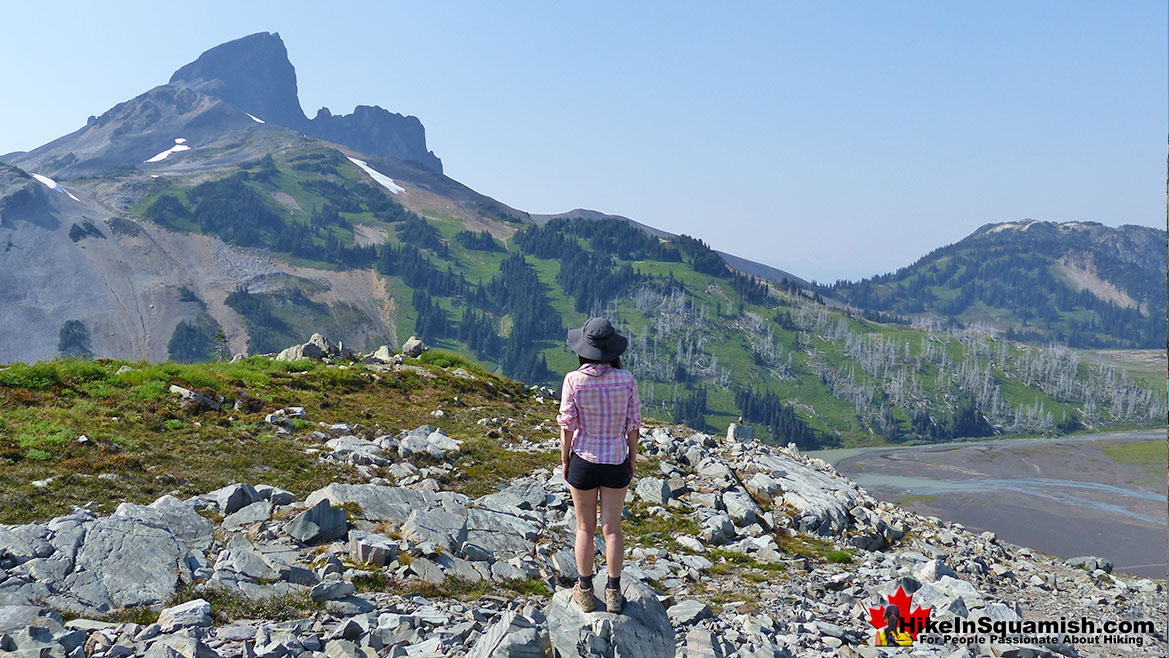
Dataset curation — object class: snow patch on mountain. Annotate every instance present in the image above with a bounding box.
[145,139,191,163]
[347,157,404,194]
[246,112,265,124]
[30,173,80,202]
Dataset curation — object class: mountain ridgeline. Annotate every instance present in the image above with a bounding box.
[0,34,1163,451]
[826,220,1166,349]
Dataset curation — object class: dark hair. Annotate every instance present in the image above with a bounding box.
[579,355,622,369]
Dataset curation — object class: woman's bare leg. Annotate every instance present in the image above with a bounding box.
[570,485,599,583]
[598,486,627,579]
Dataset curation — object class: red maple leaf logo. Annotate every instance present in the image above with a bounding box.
[867,585,931,641]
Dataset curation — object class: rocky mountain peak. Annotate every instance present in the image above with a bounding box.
[168,32,443,173]
[169,31,307,130]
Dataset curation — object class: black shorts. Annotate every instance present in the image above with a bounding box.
[567,452,632,490]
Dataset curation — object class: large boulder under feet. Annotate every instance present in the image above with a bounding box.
[545,579,674,658]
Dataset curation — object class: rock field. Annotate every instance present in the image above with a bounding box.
[0,409,1163,657]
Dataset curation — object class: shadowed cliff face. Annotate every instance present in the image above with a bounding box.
[170,31,443,173]
[170,31,307,130]
[309,105,442,174]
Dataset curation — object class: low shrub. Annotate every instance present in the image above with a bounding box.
[826,549,853,564]
[416,350,484,372]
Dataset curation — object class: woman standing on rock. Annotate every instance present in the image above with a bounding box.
[557,317,641,614]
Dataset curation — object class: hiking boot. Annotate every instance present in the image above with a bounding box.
[604,586,624,613]
[573,583,596,612]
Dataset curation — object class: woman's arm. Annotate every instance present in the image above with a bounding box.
[624,377,641,476]
[556,375,578,476]
[626,427,639,477]
[561,427,573,475]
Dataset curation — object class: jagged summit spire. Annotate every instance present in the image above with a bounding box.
[170,31,308,129]
[169,31,442,173]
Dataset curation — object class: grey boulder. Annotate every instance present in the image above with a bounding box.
[725,423,754,443]
[477,479,547,512]
[157,598,211,633]
[742,473,781,503]
[1066,556,1113,573]
[285,498,348,544]
[276,339,325,362]
[310,579,355,603]
[467,610,549,658]
[666,600,712,626]
[222,500,272,530]
[214,536,281,582]
[209,483,262,515]
[305,483,453,525]
[349,530,399,566]
[635,478,671,506]
[721,490,760,527]
[546,579,674,658]
[61,515,188,612]
[113,495,213,552]
[401,336,428,358]
[401,508,467,553]
[914,558,959,583]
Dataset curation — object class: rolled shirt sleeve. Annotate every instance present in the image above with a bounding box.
[556,373,579,432]
[623,378,641,434]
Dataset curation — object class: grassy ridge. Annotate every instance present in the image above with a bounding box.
[0,356,557,523]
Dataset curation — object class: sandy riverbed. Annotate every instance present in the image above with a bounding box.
[824,430,1167,579]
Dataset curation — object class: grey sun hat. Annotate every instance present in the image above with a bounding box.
[567,317,628,362]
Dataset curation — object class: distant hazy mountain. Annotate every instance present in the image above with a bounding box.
[827,219,1166,348]
[531,209,808,286]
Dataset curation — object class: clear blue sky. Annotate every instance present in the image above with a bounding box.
[1,2,1164,282]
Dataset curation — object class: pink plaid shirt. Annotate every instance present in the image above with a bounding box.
[557,364,641,464]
